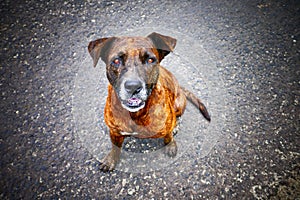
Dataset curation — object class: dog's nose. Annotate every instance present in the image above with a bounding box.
[124,80,143,94]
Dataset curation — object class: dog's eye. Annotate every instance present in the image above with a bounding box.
[112,58,122,67]
[146,57,156,64]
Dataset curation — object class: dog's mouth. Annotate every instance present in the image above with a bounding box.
[121,97,145,112]
[127,97,143,107]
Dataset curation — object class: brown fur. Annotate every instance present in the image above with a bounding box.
[88,32,210,171]
[105,66,185,139]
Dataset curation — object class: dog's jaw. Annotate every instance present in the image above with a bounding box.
[121,101,146,112]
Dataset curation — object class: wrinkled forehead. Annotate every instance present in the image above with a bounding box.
[109,37,157,57]
[115,36,154,49]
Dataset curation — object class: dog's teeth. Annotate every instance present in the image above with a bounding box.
[128,98,141,106]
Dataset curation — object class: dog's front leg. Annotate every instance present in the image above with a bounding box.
[100,130,124,172]
[164,132,178,158]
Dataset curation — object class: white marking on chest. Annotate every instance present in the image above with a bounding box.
[120,131,140,136]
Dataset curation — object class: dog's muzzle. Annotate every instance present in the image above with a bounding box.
[119,79,147,112]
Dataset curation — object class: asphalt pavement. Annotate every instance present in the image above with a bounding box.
[1,0,299,199]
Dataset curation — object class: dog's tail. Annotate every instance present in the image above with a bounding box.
[181,87,211,122]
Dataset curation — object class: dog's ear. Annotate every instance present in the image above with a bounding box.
[147,32,177,62]
[88,37,116,67]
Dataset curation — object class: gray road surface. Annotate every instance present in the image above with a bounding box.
[1,0,299,199]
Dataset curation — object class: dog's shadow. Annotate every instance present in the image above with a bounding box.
[121,116,181,154]
[118,136,177,172]
[123,137,165,153]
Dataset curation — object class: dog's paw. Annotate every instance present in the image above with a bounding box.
[165,140,178,158]
[99,151,119,172]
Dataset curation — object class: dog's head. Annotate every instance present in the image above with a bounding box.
[88,32,176,112]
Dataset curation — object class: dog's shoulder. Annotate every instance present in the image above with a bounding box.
[158,66,180,95]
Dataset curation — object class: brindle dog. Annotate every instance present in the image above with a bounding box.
[88,32,210,171]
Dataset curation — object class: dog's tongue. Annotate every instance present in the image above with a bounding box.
[127,98,142,107]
